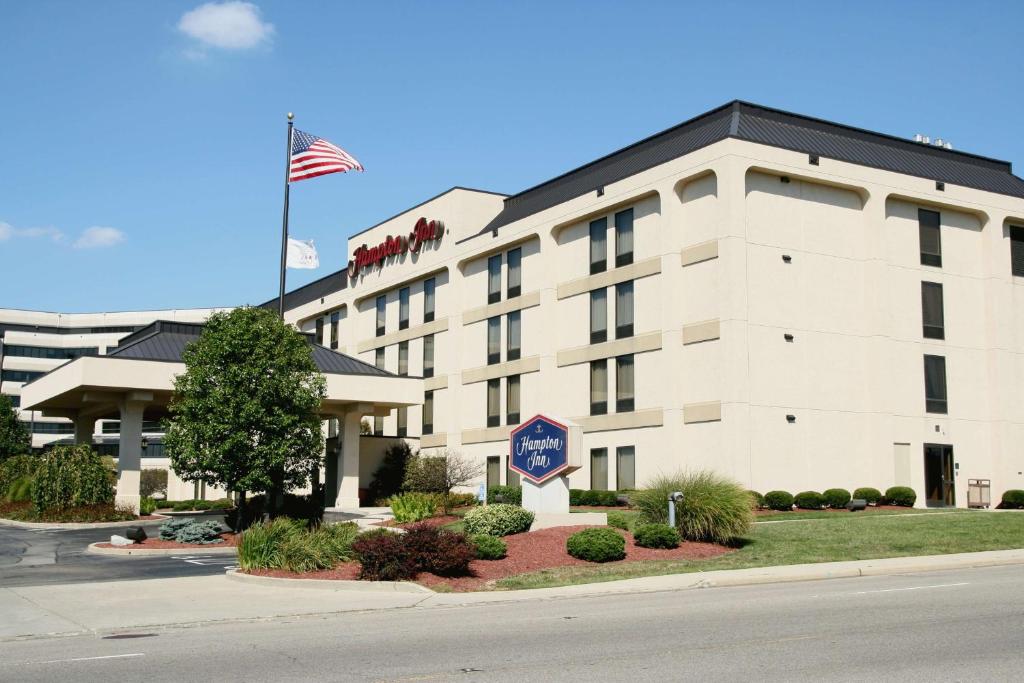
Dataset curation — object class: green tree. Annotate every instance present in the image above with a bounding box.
[164,307,326,517]
[0,394,31,462]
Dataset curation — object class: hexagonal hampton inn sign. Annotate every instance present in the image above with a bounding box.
[509,414,581,484]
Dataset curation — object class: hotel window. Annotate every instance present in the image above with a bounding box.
[590,289,608,343]
[487,456,501,490]
[506,374,520,425]
[921,282,944,340]
[488,254,502,304]
[919,209,942,267]
[315,317,324,345]
[4,394,20,408]
[506,310,521,361]
[507,247,522,298]
[375,347,385,369]
[615,281,634,339]
[1,370,44,383]
[396,407,408,437]
[615,208,634,267]
[375,295,386,336]
[590,360,608,416]
[424,277,436,322]
[616,446,635,491]
[330,310,340,350]
[589,217,607,274]
[616,354,635,413]
[487,379,500,427]
[924,354,948,414]
[398,341,409,376]
[399,287,410,330]
[487,316,501,365]
[422,390,434,435]
[373,415,383,436]
[423,334,434,378]
[590,448,609,491]
[1011,226,1024,277]
[506,460,520,487]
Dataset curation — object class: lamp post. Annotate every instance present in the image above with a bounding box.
[668,491,683,528]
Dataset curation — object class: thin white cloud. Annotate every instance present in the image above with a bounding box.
[74,226,125,249]
[0,222,10,241]
[0,221,65,243]
[178,2,274,52]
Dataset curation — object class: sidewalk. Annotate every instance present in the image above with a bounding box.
[3,548,1023,642]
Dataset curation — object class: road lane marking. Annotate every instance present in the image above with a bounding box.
[36,653,145,665]
[852,582,969,595]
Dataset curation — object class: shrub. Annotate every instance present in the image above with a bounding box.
[140,469,168,498]
[463,504,534,537]
[471,534,507,560]
[570,489,622,507]
[487,485,521,505]
[823,488,852,509]
[175,520,224,544]
[633,471,754,543]
[0,501,133,523]
[139,497,157,515]
[353,529,417,581]
[447,492,479,508]
[1000,490,1024,509]
[566,528,626,562]
[402,523,475,576]
[747,490,764,510]
[633,523,680,549]
[885,486,917,507]
[278,523,359,573]
[4,476,34,503]
[764,490,794,511]
[237,517,306,570]
[278,492,324,524]
[389,491,438,523]
[32,445,114,514]
[160,517,194,540]
[794,491,825,510]
[366,442,413,504]
[607,511,632,531]
[0,454,39,499]
[853,487,883,505]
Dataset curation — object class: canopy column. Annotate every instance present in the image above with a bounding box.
[329,404,373,509]
[115,392,152,514]
[74,416,95,446]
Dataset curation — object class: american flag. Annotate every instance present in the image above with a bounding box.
[289,129,364,182]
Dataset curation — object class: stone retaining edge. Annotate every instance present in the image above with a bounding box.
[87,542,237,557]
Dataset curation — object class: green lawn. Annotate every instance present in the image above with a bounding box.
[495,510,1024,591]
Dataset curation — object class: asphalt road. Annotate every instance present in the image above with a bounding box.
[0,521,230,587]
[2,564,1023,681]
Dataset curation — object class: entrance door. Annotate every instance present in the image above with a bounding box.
[924,444,955,507]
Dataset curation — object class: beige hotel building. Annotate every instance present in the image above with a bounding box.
[8,101,1024,508]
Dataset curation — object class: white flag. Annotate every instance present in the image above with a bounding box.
[286,238,319,269]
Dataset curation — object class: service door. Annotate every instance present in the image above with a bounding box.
[924,444,955,507]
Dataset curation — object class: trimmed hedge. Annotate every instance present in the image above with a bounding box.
[463,504,534,537]
[487,485,521,505]
[794,491,825,510]
[853,487,883,505]
[633,523,680,549]
[1000,489,1024,509]
[885,486,917,507]
[566,528,626,562]
[471,534,507,560]
[822,488,852,509]
[569,489,622,507]
[763,490,794,512]
[747,490,765,510]
[606,511,632,531]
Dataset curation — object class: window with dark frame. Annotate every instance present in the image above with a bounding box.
[487,316,501,365]
[506,374,520,425]
[921,281,945,340]
[487,378,500,427]
[924,354,948,414]
[422,390,434,435]
[919,209,942,267]
[375,295,386,336]
[1011,226,1024,277]
[506,459,520,487]
[616,354,635,413]
[507,247,522,298]
[373,415,383,436]
[424,277,436,322]
[398,341,408,376]
[486,456,501,490]
[616,446,636,491]
[398,287,410,330]
[615,208,634,267]
[396,407,407,437]
[375,347,385,369]
[590,359,608,416]
[506,310,521,361]
[590,289,608,344]
[423,334,434,378]
[330,310,340,349]
[589,217,607,274]
[590,448,609,491]
[488,254,502,304]
[615,281,634,339]
[315,317,324,345]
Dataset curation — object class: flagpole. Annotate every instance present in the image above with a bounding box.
[277,112,295,318]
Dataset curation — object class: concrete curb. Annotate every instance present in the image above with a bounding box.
[225,568,432,593]
[0,514,169,530]
[87,542,237,557]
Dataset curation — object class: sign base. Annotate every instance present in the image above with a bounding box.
[521,475,569,514]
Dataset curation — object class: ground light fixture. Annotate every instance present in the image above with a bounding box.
[667,491,683,527]
[846,499,868,512]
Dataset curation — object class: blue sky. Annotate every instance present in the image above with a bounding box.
[2,0,1022,312]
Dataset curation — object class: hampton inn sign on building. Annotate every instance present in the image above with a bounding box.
[10,100,1024,510]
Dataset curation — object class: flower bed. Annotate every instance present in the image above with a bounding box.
[95,532,238,550]
[245,525,731,591]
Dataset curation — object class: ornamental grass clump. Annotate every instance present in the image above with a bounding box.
[237,517,305,570]
[633,523,680,549]
[633,470,753,544]
[463,503,534,537]
[389,491,439,523]
[566,528,626,562]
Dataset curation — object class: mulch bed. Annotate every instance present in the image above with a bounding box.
[754,505,910,516]
[95,532,238,550]
[245,525,731,592]
[375,515,462,529]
